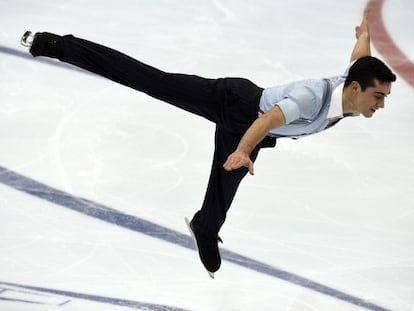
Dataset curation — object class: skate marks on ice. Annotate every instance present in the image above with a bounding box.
[0,166,390,311]
[0,281,189,311]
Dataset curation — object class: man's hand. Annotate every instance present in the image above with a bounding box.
[350,9,371,61]
[223,150,254,175]
[222,105,286,176]
[355,9,370,39]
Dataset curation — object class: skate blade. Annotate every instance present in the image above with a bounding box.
[21,31,33,47]
[185,217,215,279]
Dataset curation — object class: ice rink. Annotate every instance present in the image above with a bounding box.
[1,0,413,310]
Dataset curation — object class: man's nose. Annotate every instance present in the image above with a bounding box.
[376,99,385,109]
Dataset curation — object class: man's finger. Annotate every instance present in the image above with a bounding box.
[223,157,239,171]
[247,161,254,175]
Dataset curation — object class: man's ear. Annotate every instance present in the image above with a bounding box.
[350,81,360,92]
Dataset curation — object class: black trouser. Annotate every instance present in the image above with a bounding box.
[31,33,276,237]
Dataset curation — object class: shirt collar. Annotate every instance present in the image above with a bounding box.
[327,82,344,119]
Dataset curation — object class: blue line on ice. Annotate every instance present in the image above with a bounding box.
[0,282,189,311]
[0,166,390,311]
[0,45,97,76]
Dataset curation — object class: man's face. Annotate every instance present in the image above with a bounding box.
[353,79,392,118]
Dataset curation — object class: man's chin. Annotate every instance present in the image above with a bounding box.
[362,111,374,118]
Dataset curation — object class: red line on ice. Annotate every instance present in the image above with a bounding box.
[368,0,414,87]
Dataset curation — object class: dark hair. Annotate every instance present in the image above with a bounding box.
[344,56,396,91]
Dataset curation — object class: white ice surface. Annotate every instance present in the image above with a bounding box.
[1,1,413,310]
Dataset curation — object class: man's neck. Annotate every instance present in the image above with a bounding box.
[342,86,357,115]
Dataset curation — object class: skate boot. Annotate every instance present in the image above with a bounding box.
[185,217,222,278]
[20,30,62,58]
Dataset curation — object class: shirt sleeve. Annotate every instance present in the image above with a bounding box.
[276,85,319,124]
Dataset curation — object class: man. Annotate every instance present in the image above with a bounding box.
[20,10,396,277]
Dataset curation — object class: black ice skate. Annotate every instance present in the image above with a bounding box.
[20,31,62,58]
[185,217,222,278]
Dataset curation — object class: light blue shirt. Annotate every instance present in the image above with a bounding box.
[259,65,350,139]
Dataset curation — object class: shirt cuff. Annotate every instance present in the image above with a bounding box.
[276,98,300,124]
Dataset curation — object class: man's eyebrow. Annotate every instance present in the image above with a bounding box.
[375,91,390,96]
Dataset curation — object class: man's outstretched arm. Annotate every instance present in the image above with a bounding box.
[223,106,286,175]
[350,9,371,62]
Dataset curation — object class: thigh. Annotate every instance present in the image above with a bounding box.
[215,78,264,134]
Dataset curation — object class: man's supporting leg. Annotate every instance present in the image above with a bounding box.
[189,126,260,272]
[196,127,260,236]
